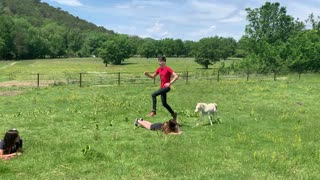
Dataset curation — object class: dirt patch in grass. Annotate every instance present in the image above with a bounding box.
[0,90,24,96]
[0,80,53,87]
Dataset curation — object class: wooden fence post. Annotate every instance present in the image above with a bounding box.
[79,73,82,87]
[37,73,40,87]
[217,69,220,82]
[118,72,120,86]
[186,71,189,84]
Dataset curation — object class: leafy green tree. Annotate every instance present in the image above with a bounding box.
[235,36,251,58]
[138,39,157,59]
[81,32,110,57]
[99,35,132,66]
[306,13,320,33]
[220,37,237,59]
[127,35,143,56]
[183,40,195,57]
[238,53,259,80]
[257,40,288,80]
[12,17,32,59]
[287,30,320,75]
[160,38,176,57]
[0,15,15,59]
[174,39,185,57]
[193,36,228,69]
[27,26,49,58]
[41,22,67,58]
[64,28,85,57]
[245,2,298,44]
[244,2,303,74]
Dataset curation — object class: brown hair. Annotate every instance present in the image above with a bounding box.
[161,119,179,134]
[158,55,166,62]
[3,129,20,154]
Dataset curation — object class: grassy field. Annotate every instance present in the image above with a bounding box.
[0,58,319,179]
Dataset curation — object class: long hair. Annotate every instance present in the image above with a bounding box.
[161,119,179,134]
[3,129,20,154]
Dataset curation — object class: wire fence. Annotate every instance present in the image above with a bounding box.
[0,69,315,88]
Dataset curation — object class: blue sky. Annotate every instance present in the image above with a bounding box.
[40,0,320,41]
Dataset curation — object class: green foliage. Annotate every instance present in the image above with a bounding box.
[138,39,158,58]
[238,53,259,74]
[99,35,132,66]
[245,2,299,44]
[194,36,236,69]
[243,2,306,75]
[0,15,15,59]
[287,30,320,73]
[0,0,115,60]
[307,13,320,33]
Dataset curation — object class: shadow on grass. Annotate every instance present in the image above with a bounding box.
[195,67,215,70]
[117,62,138,66]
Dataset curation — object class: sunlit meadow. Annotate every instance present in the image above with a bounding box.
[0,58,319,179]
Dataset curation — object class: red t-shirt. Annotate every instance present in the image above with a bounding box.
[155,66,173,88]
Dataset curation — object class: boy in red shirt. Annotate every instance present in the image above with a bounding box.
[144,56,179,120]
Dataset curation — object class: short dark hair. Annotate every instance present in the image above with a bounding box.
[158,55,166,62]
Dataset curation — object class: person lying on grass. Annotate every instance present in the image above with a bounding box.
[0,129,23,160]
[134,118,182,135]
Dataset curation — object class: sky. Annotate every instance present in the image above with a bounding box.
[40,0,320,41]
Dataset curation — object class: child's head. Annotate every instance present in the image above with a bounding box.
[4,129,20,147]
[158,55,166,62]
[162,119,178,134]
[158,56,167,67]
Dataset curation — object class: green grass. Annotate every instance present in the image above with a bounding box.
[0,58,319,179]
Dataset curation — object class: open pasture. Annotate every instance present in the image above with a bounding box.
[0,58,319,179]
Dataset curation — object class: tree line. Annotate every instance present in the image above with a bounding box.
[0,1,319,74]
[237,2,320,76]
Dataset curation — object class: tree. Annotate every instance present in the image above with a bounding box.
[193,36,228,69]
[220,37,237,59]
[138,39,157,59]
[160,38,176,57]
[27,26,49,58]
[127,35,143,56]
[174,39,185,57]
[99,35,132,66]
[258,41,287,76]
[81,32,110,57]
[183,40,195,57]
[306,13,320,33]
[41,22,67,58]
[0,15,15,59]
[244,2,303,75]
[12,17,31,59]
[245,2,297,44]
[238,53,259,80]
[287,30,320,75]
[235,36,251,58]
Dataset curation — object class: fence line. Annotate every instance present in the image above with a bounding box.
[0,70,317,88]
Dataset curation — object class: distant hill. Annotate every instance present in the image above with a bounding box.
[0,0,114,34]
[0,0,121,59]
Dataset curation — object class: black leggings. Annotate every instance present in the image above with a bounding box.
[151,87,174,115]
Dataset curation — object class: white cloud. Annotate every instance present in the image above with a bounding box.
[219,10,246,23]
[51,0,83,7]
[43,0,320,41]
[187,0,237,20]
[144,21,170,39]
